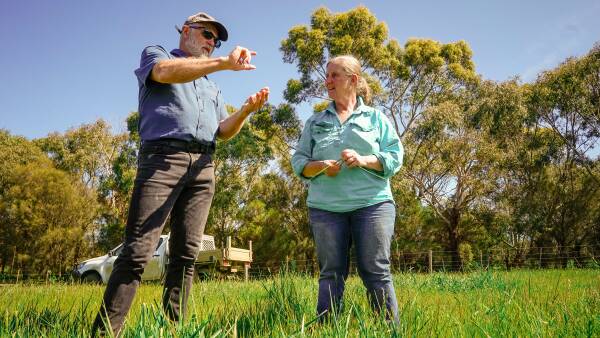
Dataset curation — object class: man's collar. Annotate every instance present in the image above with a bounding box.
[170,48,187,57]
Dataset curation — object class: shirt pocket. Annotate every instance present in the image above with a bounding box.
[197,82,219,115]
[346,118,379,153]
[311,121,337,152]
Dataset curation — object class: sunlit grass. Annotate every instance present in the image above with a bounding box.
[0,269,598,337]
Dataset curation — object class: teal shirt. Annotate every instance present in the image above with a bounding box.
[291,98,403,212]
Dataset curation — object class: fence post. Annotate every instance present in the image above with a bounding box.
[479,250,483,269]
[539,247,542,268]
[401,250,406,271]
[428,249,433,273]
[249,240,253,262]
[395,243,400,273]
[10,247,16,275]
[16,269,20,284]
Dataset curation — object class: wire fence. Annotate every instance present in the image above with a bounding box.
[1,245,597,284]
[246,244,599,279]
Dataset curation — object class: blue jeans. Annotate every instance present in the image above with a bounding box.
[309,201,398,323]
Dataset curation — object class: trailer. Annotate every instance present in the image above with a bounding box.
[195,235,253,281]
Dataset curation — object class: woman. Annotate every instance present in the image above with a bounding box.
[291,55,403,323]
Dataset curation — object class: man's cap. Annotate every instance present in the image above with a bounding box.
[175,12,228,42]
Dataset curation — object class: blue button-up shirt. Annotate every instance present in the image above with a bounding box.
[291,98,403,212]
[134,46,229,143]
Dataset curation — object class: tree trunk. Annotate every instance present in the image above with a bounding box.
[446,210,461,271]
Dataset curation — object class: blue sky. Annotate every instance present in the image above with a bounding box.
[1,0,599,139]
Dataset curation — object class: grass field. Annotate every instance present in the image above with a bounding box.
[0,269,598,337]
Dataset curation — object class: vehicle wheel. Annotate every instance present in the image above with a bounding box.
[196,271,210,282]
[81,271,102,284]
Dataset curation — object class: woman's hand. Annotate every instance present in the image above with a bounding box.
[341,149,366,168]
[301,159,341,178]
[322,159,342,177]
[341,149,384,172]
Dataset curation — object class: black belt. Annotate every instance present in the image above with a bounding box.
[142,138,215,154]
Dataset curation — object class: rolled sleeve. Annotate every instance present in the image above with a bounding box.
[375,113,403,178]
[291,117,315,181]
[134,45,169,87]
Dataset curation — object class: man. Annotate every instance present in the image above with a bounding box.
[92,11,269,336]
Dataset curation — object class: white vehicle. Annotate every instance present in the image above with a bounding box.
[73,234,252,283]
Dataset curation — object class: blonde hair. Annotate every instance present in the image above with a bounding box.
[327,55,371,104]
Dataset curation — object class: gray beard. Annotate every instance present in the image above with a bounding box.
[184,36,210,58]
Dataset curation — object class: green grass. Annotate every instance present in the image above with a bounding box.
[0,269,598,337]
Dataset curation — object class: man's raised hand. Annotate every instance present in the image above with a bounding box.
[241,87,270,115]
[227,46,257,71]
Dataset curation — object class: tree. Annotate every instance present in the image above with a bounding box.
[96,112,140,251]
[524,47,600,262]
[0,160,99,275]
[206,103,303,252]
[280,6,477,138]
[0,130,50,272]
[529,44,600,184]
[240,106,311,267]
[0,130,48,191]
[36,116,141,252]
[36,119,126,191]
[406,89,502,269]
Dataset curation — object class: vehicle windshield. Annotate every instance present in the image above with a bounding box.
[111,244,123,256]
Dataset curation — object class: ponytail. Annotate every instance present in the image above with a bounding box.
[356,76,371,105]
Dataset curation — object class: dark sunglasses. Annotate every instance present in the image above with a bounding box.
[188,25,221,48]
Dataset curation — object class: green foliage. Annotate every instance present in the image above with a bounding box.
[281,5,478,138]
[0,161,98,274]
[238,173,313,265]
[482,49,600,256]
[458,243,474,268]
[283,78,304,104]
[34,118,139,253]
[95,113,140,251]
[35,119,125,190]
[0,129,49,191]
[312,101,330,113]
[0,131,100,274]
[406,89,502,268]
[528,44,600,184]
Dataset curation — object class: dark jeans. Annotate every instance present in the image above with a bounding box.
[309,201,398,323]
[92,143,215,336]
